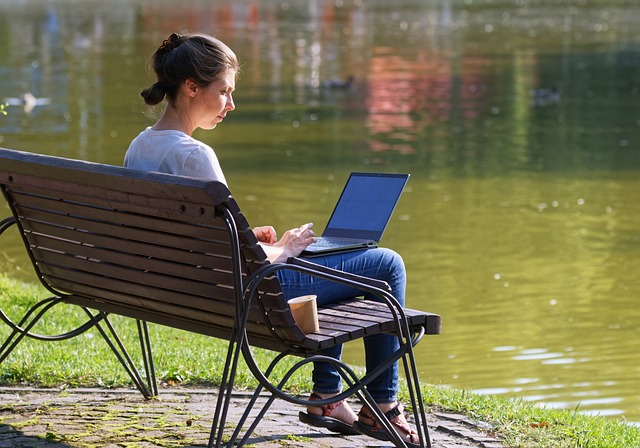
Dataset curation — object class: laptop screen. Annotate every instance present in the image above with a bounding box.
[322,172,409,241]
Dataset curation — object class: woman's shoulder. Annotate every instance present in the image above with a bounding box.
[138,128,209,151]
[170,134,215,158]
[127,128,211,161]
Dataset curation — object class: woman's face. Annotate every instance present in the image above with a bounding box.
[194,69,236,130]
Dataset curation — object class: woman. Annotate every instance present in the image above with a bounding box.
[124,32,420,447]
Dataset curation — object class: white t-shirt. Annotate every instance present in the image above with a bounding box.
[124,127,227,185]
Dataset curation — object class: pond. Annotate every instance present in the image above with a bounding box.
[1,0,639,424]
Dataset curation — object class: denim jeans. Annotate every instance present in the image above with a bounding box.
[275,247,406,403]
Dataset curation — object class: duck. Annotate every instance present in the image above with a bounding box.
[322,75,355,89]
[529,86,560,107]
[4,92,51,114]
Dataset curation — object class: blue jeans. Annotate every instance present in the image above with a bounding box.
[275,247,406,403]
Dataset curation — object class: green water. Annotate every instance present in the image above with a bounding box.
[1,0,639,423]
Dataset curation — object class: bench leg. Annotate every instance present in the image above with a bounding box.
[208,329,245,448]
[231,389,276,447]
[208,335,286,447]
[402,350,431,448]
[0,297,157,399]
[226,334,433,448]
[85,310,158,399]
[222,351,289,447]
[352,331,432,448]
[137,319,158,397]
[353,332,432,448]
[1,296,69,363]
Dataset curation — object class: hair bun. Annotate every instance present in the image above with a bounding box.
[158,33,182,54]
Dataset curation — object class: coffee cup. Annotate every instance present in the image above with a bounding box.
[288,294,319,333]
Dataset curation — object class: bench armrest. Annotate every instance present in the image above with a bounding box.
[244,257,407,329]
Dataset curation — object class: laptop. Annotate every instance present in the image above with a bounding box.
[302,172,409,256]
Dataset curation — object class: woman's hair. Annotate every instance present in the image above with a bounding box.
[141,33,239,106]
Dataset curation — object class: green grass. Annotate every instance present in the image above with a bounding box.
[1,274,639,448]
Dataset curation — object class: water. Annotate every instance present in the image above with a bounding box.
[1,0,639,423]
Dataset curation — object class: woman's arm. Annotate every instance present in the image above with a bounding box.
[255,223,316,264]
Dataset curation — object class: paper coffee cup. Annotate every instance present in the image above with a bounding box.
[288,294,319,333]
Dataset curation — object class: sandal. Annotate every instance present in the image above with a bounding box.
[298,393,359,435]
[353,402,421,447]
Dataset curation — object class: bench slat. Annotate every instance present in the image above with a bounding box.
[12,196,228,243]
[23,220,232,273]
[17,209,229,255]
[55,275,296,339]
[36,255,294,331]
[39,262,236,311]
[4,171,226,222]
[64,292,309,352]
[26,231,235,285]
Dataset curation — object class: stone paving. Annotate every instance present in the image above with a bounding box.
[0,387,505,448]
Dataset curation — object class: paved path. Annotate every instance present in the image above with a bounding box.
[0,387,505,447]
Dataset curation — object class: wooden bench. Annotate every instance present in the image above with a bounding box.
[0,147,442,448]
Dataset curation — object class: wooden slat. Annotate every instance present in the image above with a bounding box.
[40,263,236,312]
[320,302,400,334]
[24,221,232,272]
[49,273,272,332]
[331,300,441,334]
[7,181,219,221]
[317,311,383,336]
[18,210,230,255]
[13,200,227,243]
[65,293,308,352]
[0,149,232,210]
[26,232,234,285]
[37,259,291,330]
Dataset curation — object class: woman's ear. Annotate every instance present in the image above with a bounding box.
[184,79,198,97]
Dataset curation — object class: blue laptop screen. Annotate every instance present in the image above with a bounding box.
[322,173,409,241]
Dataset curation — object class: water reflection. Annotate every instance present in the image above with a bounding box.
[1,0,640,424]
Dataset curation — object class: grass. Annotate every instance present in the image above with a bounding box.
[1,274,639,448]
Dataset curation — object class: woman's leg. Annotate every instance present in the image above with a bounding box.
[360,249,405,403]
[276,248,406,399]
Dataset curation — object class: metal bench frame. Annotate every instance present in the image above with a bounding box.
[0,147,441,447]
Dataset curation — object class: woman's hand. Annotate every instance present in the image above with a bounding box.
[273,223,316,253]
[253,226,278,244]
[257,223,316,263]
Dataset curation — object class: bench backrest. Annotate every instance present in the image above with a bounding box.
[0,148,306,351]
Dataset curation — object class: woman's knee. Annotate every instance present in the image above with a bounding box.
[366,248,406,303]
[379,247,404,268]
[374,248,405,279]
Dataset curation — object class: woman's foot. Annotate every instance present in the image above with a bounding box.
[306,392,358,424]
[298,392,359,435]
[353,401,421,447]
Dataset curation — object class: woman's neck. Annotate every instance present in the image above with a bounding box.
[152,104,194,135]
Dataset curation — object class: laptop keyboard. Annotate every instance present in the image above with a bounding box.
[311,237,364,248]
